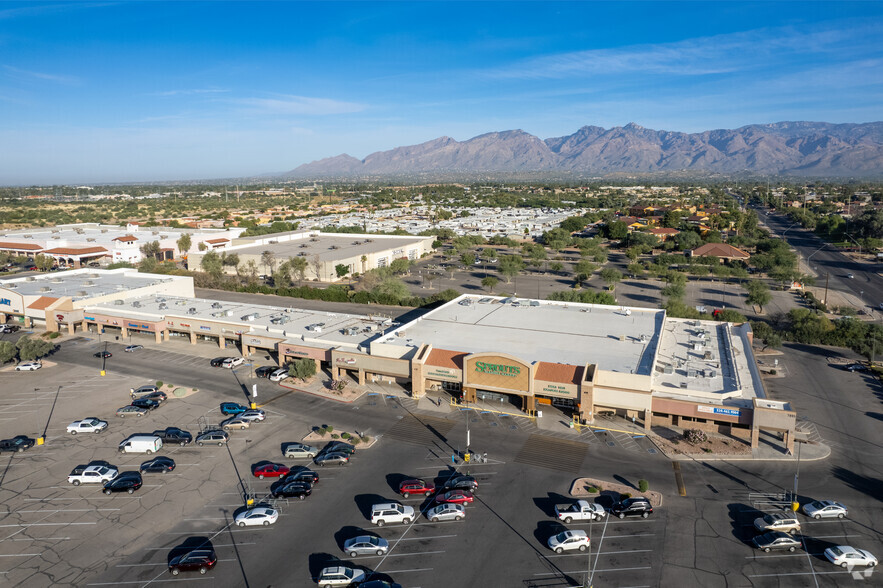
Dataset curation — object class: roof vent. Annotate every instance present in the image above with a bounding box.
[39,286,51,292]
[86,238,96,242]
[187,307,197,315]
[76,290,88,296]
[26,276,35,281]
[132,301,141,308]
[159,303,168,310]
[101,229,108,233]
[114,299,124,305]
[6,283,16,288]
[211,302,222,309]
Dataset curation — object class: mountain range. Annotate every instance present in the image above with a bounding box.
[284,121,883,178]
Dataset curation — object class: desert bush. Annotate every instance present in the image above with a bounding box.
[331,434,339,439]
[638,479,649,492]
[683,428,708,445]
[586,486,599,494]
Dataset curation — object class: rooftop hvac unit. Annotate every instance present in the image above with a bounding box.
[132,301,141,308]
[39,286,51,292]
[90,273,100,278]
[158,303,168,310]
[270,316,289,325]
[704,351,714,360]
[114,299,125,305]
[680,382,688,389]
[211,302,222,309]
[101,229,108,233]
[704,369,717,378]
[663,364,674,375]
[687,369,698,378]
[86,238,96,242]
[6,283,16,288]
[692,342,704,351]
[26,276,35,281]
[76,290,88,296]
[241,313,259,321]
[187,307,197,315]
[640,334,648,342]
[84,280,94,286]
[619,335,626,342]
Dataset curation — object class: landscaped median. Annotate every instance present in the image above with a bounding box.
[148,381,199,399]
[570,477,664,508]
[302,424,378,449]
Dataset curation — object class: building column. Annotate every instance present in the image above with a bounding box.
[242,344,250,356]
[23,317,31,328]
[312,358,320,374]
[750,426,760,449]
[463,387,476,403]
[189,331,197,345]
[80,320,88,333]
[358,368,365,385]
[154,330,162,343]
[0,313,6,322]
[218,335,225,350]
[784,430,795,455]
[162,329,169,342]
[644,410,652,432]
[67,322,75,335]
[121,326,128,338]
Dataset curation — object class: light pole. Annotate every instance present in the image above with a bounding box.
[792,440,802,506]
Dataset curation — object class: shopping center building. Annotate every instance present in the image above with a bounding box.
[0,270,796,452]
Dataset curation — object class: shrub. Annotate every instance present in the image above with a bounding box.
[620,493,632,500]
[683,428,708,445]
[331,434,340,439]
[360,435,371,444]
[770,369,777,375]
[156,381,163,388]
[586,486,599,494]
[317,429,326,437]
[703,447,712,453]
[350,437,360,445]
[47,331,61,339]
[325,425,334,433]
[340,432,351,439]
[638,479,649,493]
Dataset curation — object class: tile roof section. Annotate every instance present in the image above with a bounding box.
[648,228,679,235]
[535,362,583,385]
[691,243,750,260]
[426,347,466,370]
[206,238,229,244]
[112,235,138,242]
[41,246,109,256]
[0,241,43,251]
[27,296,60,310]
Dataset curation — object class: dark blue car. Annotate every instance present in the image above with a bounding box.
[220,402,248,416]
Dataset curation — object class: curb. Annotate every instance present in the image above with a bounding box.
[663,442,831,463]
[276,383,367,404]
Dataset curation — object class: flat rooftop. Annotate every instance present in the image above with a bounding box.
[0,268,181,302]
[87,294,388,351]
[230,233,431,261]
[0,223,234,247]
[378,295,664,374]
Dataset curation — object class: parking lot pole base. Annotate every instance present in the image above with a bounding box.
[791,501,800,512]
[250,402,257,409]
[36,437,44,446]
[100,370,106,376]
[246,498,254,507]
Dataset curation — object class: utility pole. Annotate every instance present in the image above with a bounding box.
[823,273,829,306]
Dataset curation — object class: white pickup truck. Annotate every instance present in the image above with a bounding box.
[68,465,118,486]
[555,500,607,523]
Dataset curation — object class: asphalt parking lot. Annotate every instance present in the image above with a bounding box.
[1,336,881,587]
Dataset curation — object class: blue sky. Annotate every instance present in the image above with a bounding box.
[1,1,882,184]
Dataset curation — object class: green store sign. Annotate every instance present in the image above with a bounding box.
[474,361,521,377]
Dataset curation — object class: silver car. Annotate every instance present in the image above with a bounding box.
[343,535,389,557]
[803,500,847,520]
[196,430,229,446]
[283,442,318,459]
[317,566,365,588]
[221,416,250,430]
[426,503,466,522]
[116,405,147,418]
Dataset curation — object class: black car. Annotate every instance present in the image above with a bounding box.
[611,497,653,519]
[845,363,869,372]
[357,581,403,588]
[255,366,276,378]
[323,441,356,455]
[271,480,312,500]
[140,456,176,474]
[441,474,478,492]
[131,398,160,411]
[169,547,217,575]
[152,428,192,446]
[0,435,36,453]
[210,357,226,367]
[103,471,143,494]
[281,468,319,485]
[94,351,112,358]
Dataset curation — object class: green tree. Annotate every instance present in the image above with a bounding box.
[35,254,54,271]
[603,220,628,240]
[550,261,564,274]
[287,357,318,381]
[599,267,623,289]
[498,255,525,284]
[16,336,53,361]
[372,277,410,301]
[744,280,772,311]
[176,234,192,257]
[140,240,162,260]
[290,256,308,284]
[335,263,350,279]
[674,230,702,251]
[390,258,411,275]
[200,251,223,278]
[559,216,588,233]
[627,262,645,278]
[260,250,276,275]
[574,259,597,284]
[460,252,476,266]
[0,340,17,364]
[481,276,499,292]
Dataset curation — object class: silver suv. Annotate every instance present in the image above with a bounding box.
[754,513,801,535]
[370,502,415,526]
[131,385,159,399]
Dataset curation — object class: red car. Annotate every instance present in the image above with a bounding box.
[253,463,290,479]
[435,489,474,505]
[399,478,435,498]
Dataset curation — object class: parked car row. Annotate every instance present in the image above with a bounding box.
[210,356,245,369]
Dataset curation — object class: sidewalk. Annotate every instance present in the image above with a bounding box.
[649,424,831,462]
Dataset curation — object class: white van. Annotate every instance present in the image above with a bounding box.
[118,435,163,454]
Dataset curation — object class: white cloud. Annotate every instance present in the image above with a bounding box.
[234,94,367,116]
[152,88,230,97]
[2,64,79,85]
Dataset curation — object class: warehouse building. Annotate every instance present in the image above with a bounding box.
[0,271,796,452]
[187,229,435,281]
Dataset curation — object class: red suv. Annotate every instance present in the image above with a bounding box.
[169,548,217,575]
[399,478,435,498]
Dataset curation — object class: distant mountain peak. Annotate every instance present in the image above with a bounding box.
[282,121,883,178]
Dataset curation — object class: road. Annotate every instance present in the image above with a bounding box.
[749,203,883,311]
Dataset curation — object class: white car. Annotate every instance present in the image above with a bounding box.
[283,442,318,459]
[222,357,245,369]
[426,503,466,522]
[317,566,366,588]
[548,529,590,553]
[15,362,41,371]
[238,409,265,422]
[67,417,108,435]
[370,502,415,526]
[824,546,877,568]
[268,368,289,382]
[803,500,847,520]
[234,506,278,527]
[221,416,250,430]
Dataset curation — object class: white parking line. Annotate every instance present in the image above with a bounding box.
[88,580,214,585]
[11,508,120,513]
[117,559,237,568]
[812,534,861,539]
[547,549,652,558]
[361,550,446,559]
[534,566,652,576]
[397,534,456,541]
[748,570,859,578]
[0,522,97,528]
[378,567,433,574]
[144,543,254,551]
[0,553,41,557]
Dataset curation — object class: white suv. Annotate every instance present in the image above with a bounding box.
[222,357,245,369]
[370,502,415,526]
